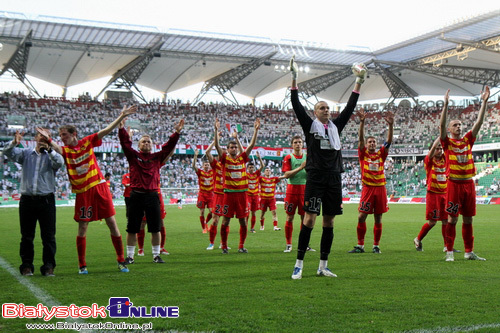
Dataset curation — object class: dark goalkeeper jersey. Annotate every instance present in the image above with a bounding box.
[291,88,359,173]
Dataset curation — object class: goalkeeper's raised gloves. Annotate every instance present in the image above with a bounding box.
[289,55,299,80]
[352,63,367,84]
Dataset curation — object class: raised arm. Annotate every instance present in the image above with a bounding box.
[192,149,199,172]
[244,118,260,156]
[428,137,441,158]
[231,130,244,154]
[384,110,394,145]
[439,89,450,140]
[3,130,25,161]
[205,131,220,163]
[162,149,175,164]
[471,86,490,138]
[289,56,313,132]
[98,104,137,140]
[334,63,367,131]
[174,118,184,134]
[358,108,366,150]
[352,63,367,93]
[257,151,264,172]
[36,127,63,155]
[290,55,298,89]
[214,118,223,157]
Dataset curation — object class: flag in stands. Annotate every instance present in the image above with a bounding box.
[225,124,242,133]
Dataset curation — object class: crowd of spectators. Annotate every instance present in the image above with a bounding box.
[1,91,499,201]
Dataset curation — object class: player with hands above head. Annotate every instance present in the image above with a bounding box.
[289,55,366,279]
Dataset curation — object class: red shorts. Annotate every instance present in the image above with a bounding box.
[446,179,476,217]
[247,194,260,212]
[213,192,225,216]
[359,185,388,215]
[197,191,214,209]
[426,191,448,221]
[74,182,115,222]
[222,192,249,219]
[260,197,277,212]
[284,193,305,216]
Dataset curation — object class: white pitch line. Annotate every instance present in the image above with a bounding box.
[0,256,90,330]
[0,256,60,307]
[402,323,500,333]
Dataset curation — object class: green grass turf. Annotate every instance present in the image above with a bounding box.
[1,203,500,332]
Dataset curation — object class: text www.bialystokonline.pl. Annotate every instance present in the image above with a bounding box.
[26,321,153,331]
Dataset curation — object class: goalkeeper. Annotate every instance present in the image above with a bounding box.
[289,56,367,279]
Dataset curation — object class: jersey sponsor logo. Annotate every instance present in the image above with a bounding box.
[451,146,469,154]
[70,152,91,164]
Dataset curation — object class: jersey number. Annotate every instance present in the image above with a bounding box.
[445,202,459,215]
[215,204,229,215]
[359,201,371,212]
[79,206,93,219]
[308,197,322,212]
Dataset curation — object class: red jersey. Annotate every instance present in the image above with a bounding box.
[424,155,447,194]
[220,152,249,192]
[210,159,224,195]
[119,128,179,192]
[196,168,214,193]
[359,145,388,187]
[122,173,132,197]
[441,131,476,180]
[247,170,261,197]
[259,176,280,199]
[62,133,104,194]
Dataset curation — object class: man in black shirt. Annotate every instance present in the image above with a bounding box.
[290,57,367,279]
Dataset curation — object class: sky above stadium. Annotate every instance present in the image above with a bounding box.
[3,0,500,50]
[1,0,499,103]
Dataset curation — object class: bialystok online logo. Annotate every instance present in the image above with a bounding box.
[2,297,179,321]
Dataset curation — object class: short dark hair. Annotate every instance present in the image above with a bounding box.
[291,135,303,146]
[227,140,237,147]
[59,125,77,134]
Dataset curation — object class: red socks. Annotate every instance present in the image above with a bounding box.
[160,226,166,249]
[285,221,293,245]
[239,225,248,249]
[199,216,206,230]
[462,223,474,253]
[209,224,217,244]
[76,236,86,268]
[417,222,433,241]
[251,215,256,229]
[445,223,456,252]
[373,223,382,246]
[111,234,125,263]
[220,225,229,249]
[137,229,145,250]
[357,222,367,245]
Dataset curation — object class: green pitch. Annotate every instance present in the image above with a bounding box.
[1,204,500,332]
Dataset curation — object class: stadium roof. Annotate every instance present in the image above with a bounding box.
[0,10,499,105]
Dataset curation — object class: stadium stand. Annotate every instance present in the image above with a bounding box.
[0,92,499,201]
